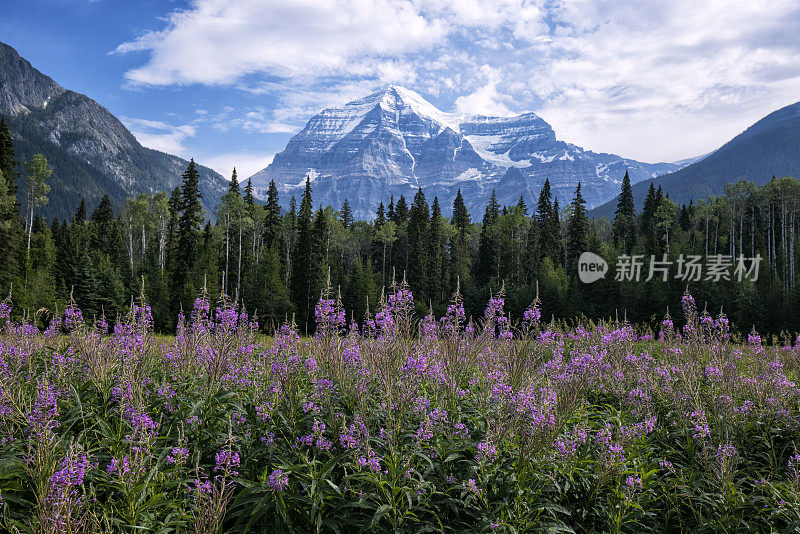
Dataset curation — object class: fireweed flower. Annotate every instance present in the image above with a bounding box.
[716,443,737,462]
[267,469,289,491]
[167,447,190,465]
[687,410,711,439]
[624,474,642,495]
[463,478,482,496]
[106,456,132,477]
[214,448,241,476]
[476,440,499,462]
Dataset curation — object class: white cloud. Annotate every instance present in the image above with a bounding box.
[454,65,512,116]
[121,117,196,157]
[114,0,446,86]
[116,0,800,161]
[203,152,275,180]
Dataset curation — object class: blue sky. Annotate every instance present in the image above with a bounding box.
[3,0,800,179]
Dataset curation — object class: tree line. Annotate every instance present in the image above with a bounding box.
[1,117,799,336]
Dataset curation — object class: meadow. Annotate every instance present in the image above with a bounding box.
[0,283,799,533]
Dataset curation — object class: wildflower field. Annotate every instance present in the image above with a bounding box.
[1,284,800,534]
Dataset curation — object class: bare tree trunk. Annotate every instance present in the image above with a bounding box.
[26,207,33,252]
[237,222,242,297]
[714,220,719,255]
[225,216,230,294]
[739,212,743,257]
[159,218,166,270]
[768,203,772,271]
[128,219,134,272]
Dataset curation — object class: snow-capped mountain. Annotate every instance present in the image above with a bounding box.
[249,85,693,219]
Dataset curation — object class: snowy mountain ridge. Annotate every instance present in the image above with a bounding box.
[249,85,694,219]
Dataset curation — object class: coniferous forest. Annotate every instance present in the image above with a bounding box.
[1,117,800,338]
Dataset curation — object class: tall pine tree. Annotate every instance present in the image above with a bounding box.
[613,170,636,252]
[291,177,315,332]
[567,182,588,273]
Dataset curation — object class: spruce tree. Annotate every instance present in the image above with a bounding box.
[264,179,281,248]
[395,195,409,223]
[90,194,116,258]
[291,177,315,332]
[229,168,240,196]
[175,160,203,298]
[613,170,636,252]
[452,189,470,235]
[244,178,255,207]
[475,191,500,285]
[387,196,396,222]
[536,178,555,261]
[74,199,87,224]
[375,202,386,229]
[641,183,659,255]
[341,199,353,228]
[427,196,446,308]
[567,182,588,273]
[408,189,430,301]
[517,194,528,216]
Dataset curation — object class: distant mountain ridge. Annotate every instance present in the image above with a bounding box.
[0,41,227,221]
[589,100,800,219]
[249,85,695,219]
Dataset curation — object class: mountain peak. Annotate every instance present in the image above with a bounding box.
[353,84,464,132]
[0,41,64,115]
[250,85,691,220]
[0,40,228,220]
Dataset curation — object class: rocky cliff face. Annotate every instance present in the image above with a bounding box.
[0,41,227,221]
[250,85,692,219]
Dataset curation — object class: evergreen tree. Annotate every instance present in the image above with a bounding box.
[244,177,254,206]
[613,170,636,252]
[245,243,291,331]
[641,183,659,254]
[387,196,396,222]
[264,179,281,248]
[517,194,528,216]
[567,182,588,273]
[90,194,116,258]
[341,199,353,228]
[175,160,204,301]
[0,118,18,195]
[74,199,87,224]
[395,195,409,223]
[291,177,315,332]
[408,189,430,302]
[537,178,555,261]
[229,168,240,196]
[452,189,470,234]
[375,202,386,229]
[0,169,21,291]
[427,196,447,309]
[475,190,501,285]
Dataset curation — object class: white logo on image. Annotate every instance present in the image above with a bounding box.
[578,252,608,283]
